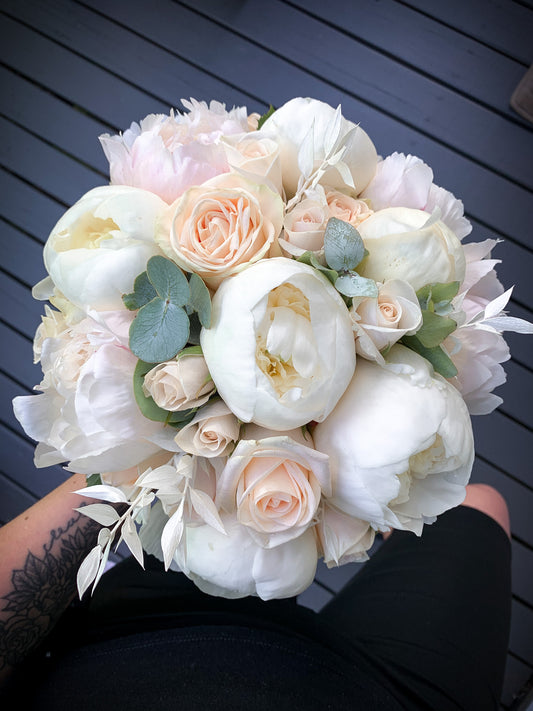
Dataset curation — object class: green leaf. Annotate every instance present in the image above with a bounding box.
[416,310,457,349]
[133,359,171,422]
[86,473,102,487]
[122,271,157,311]
[430,281,460,304]
[401,336,458,378]
[130,297,189,363]
[187,312,202,345]
[147,256,190,306]
[335,271,378,298]
[189,272,212,327]
[324,217,365,272]
[257,104,276,129]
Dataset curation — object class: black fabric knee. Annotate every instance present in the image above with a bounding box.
[318,505,512,710]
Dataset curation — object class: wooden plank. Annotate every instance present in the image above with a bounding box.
[41,0,533,253]
[471,457,533,545]
[504,304,533,367]
[177,0,533,189]
[0,221,47,288]
[0,471,36,526]
[297,580,333,611]
[0,321,41,389]
[0,117,104,204]
[0,422,68,500]
[511,599,533,666]
[0,270,43,340]
[472,413,532,485]
[286,0,533,120]
[0,64,111,174]
[0,169,65,241]
[400,0,533,65]
[502,655,533,708]
[0,14,167,130]
[499,360,533,430]
[512,540,533,606]
[0,3,257,122]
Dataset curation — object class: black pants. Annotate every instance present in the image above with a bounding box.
[26,505,512,710]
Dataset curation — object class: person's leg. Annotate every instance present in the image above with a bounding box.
[317,484,512,710]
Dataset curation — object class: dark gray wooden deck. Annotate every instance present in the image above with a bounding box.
[1,1,532,707]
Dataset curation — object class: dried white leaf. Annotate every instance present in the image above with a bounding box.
[74,485,128,503]
[75,503,120,527]
[122,516,144,567]
[334,160,355,188]
[136,465,178,489]
[92,546,111,592]
[161,507,185,571]
[483,316,533,334]
[97,527,111,547]
[323,104,343,156]
[484,287,513,320]
[298,121,315,178]
[189,489,226,535]
[77,545,102,598]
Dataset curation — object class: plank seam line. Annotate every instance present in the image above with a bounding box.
[514,593,533,614]
[0,315,33,347]
[395,0,533,67]
[512,533,533,555]
[0,163,69,209]
[0,215,46,248]
[69,0,269,112]
[0,60,120,134]
[0,112,108,181]
[0,467,38,500]
[475,453,533,494]
[464,215,533,257]
[498,408,533,436]
[172,0,533,193]
[281,0,533,133]
[0,365,34,395]
[0,262,38,291]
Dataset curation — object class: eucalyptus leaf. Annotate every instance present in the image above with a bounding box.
[401,336,458,378]
[257,104,275,130]
[335,272,378,298]
[416,310,457,349]
[430,281,460,305]
[189,272,212,327]
[122,271,157,311]
[130,297,189,363]
[324,217,365,271]
[147,255,190,306]
[296,251,338,286]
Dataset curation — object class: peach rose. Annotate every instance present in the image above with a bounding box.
[216,425,331,548]
[143,354,215,412]
[173,400,240,457]
[157,173,283,289]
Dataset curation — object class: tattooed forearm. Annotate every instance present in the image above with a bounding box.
[0,508,100,674]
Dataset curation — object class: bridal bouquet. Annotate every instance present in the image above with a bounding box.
[13,97,532,600]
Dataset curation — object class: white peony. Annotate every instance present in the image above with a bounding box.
[261,97,378,198]
[313,345,474,534]
[200,257,356,430]
[13,314,180,475]
[357,206,466,292]
[43,185,166,312]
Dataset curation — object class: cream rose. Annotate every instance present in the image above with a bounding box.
[157,173,284,289]
[43,186,167,312]
[313,345,474,534]
[280,194,329,256]
[200,257,356,430]
[173,399,240,457]
[357,207,466,292]
[350,279,422,363]
[143,354,215,412]
[216,425,331,548]
[221,132,283,195]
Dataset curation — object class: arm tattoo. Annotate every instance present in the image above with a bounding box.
[0,509,100,673]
